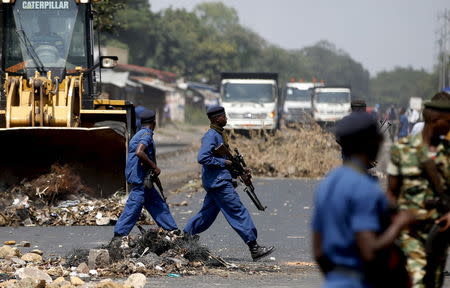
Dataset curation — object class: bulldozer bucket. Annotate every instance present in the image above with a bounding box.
[0,126,128,196]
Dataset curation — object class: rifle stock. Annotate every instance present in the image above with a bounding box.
[214,144,267,211]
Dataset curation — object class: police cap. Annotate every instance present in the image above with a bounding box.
[335,112,380,140]
[207,106,225,118]
[141,109,156,123]
[351,99,367,109]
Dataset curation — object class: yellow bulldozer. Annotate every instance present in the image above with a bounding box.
[0,0,136,194]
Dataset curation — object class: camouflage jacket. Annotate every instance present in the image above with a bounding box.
[387,133,450,220]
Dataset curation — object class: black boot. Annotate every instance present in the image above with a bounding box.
[182,232,200,242]
[248,241,275,262]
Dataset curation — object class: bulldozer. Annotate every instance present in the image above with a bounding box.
[0,0,136,194]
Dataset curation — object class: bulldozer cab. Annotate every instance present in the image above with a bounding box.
[0,0,136,195]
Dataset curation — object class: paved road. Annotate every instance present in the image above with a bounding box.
[2,178,450,287]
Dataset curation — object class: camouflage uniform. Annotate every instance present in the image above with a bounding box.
[387,133,450,288]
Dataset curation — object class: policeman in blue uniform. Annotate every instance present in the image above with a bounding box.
[183,106,274,261]
[312,112,414,287]
[114,110,178,237]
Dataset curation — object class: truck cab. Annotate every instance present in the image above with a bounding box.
[284,82,323,123]
[220,72,280,130]
[312,86,351,123]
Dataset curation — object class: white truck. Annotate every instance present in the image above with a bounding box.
[312,86,351,123]
[220,72,280,130]
[284,82,324,123]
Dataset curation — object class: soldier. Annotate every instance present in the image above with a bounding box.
[113,110,178,239]
[183,106,275,261]
[387,92,450,288]
[312,112,414,287]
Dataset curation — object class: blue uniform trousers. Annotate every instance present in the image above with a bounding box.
[183,181,257,244]
[322,272,372,288]
[114,184,178,235]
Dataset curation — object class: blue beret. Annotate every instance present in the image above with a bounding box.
[207,106,225,118]
[141,109,156,123]
[335,112,379,139]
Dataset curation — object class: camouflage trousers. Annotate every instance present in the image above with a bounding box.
[398,228,448,288]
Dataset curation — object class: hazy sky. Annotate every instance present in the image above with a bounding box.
[149,0,449,76]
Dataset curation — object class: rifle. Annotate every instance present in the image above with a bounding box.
[144,171,167,202]
[214,144,267,211]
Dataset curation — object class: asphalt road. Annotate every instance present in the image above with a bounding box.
[0,178,322,287]
[2,178,450,287]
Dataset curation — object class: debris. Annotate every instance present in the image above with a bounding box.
[14,267,52,284]
[21,253,43,263]
[3,241,16,245]
[88,249,110,269]
[70,276,85,286]
[11,257,26,266]
[14,278,46,288]
[19,241,31,247]
[166,273,181,278]
[31,249,43,256]
[227,125,341,178]
[124,273,146,288]
[0,245,20,259]
[76,263,89,274]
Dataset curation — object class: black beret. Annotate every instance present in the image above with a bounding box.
[141,109,156,123]
[207,106,225,118]
[351,99,367,109]
[335,112,379,139]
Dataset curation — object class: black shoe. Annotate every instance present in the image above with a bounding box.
[249,244,275,262]
[108,235,122,247]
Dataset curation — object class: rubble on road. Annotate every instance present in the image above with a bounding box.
[228,125,341,178]
[0,229,282,287]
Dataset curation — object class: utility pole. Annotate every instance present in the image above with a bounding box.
[437,9,450,90]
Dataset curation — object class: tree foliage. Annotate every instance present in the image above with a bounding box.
[97,1,436,105]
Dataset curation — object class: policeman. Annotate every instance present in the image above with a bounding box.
[113,110,178,238]
[387,92,450,288]
[183,106,274,261]
[312,112,414,287]
[351,99,367,112]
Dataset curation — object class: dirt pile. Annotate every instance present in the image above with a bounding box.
[228,125,341,178]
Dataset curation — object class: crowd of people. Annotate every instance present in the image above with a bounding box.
[313,90,450,288]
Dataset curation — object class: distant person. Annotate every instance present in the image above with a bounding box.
[410,121,424,136]
[387,105,398,142]
[398,107,409,139]
[407,108,420,132]
[113,110,178,240]
[312,112,414,287]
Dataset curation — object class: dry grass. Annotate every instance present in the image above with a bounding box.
[228,124,341,178]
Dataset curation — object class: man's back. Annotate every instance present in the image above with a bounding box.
[313,166,388,269]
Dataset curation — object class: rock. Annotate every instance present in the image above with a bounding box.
[0,245,20,259]
[0,213,7,226]
[124,273,146,288]
[88,249,109,269]
[0,280,17,288]
[20,241,31,247]
[30,249,43,256]
[88,270,98,276]
[54,277,67,285]
[76,263,89,274]
[15,267,53,284]
[95,218,110,226]
[15,278,46,288]
[11,257,26,266]
[4,240,16,245]
[70,276,85,286]
[21,253,43,263]
[95,282,124,288]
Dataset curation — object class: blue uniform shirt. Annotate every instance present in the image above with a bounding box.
[198,129,232,190]
[312,165,388,271]
[125,127,156,184]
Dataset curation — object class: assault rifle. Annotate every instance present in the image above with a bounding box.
[214,144,267,211]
